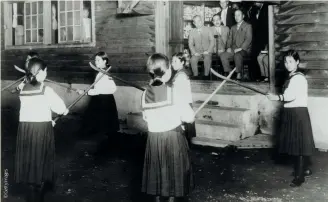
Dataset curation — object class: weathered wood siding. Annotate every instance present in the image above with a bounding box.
[1,1,155,84]
[275,1,328,89]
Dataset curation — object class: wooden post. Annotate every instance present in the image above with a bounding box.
[268,5,276,93]
[155,1,169,55]
[169,0,184,57]
[4,2,13,47]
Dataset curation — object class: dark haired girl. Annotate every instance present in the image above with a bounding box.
[77,51,119,142]
[171,52,196,146]
[15,58,68,202]
[141,53,194,202]
[267,50,315,187]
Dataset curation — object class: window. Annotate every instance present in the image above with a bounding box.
[3,0,95,49]
[24,1,44,43]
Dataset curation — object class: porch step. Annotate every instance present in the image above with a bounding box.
[191,137,232,148]
[190,134,273,149]
[192,93,261,109]
[193,103,250,125]
[195,120,242,141]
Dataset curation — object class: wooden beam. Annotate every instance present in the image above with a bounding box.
[268,5,276,93]
[155,0,169,55]
[4,2,13,47]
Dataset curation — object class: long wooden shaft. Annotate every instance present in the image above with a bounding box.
[45,79,78,92]
[210,68,268,95]
[194,68,236,116]
[89,62,145,91]
[53,67,111,123]
[1,76,25,91]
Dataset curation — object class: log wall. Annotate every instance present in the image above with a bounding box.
[275,1,328,90]
[1,1,155,84]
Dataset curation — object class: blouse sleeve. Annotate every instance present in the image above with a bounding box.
[44,86,67,115]
[88,75,117,95]
[283,75,307,102]
[173,76,195,123]
[174,74,192,104]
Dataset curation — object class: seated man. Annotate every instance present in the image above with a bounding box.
[211,14,230,57]
[257,44,269,82]
[220,9,252,80]
[188,15,215,80]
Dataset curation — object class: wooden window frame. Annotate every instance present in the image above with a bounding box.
[3,0,96,50]
[24,1,44,44]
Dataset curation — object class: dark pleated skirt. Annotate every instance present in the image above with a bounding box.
[81,94,119,136]
[142,126,194,197]
[15,122,55,185]
[278,107,315,156]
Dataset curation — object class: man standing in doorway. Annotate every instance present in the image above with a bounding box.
[217,0,235,28]
[188,15,215,80]
[220,9,252,80]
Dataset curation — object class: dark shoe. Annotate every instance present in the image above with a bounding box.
[290,177,305,187]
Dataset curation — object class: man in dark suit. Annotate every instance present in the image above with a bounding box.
[220,9,252,80]
[248,2,269,80]
[217,0,236,28]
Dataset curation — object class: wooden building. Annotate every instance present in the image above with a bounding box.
[1,1,328,149]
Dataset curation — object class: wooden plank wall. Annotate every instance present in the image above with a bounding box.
[275,1,328,90]
[1,1,155,84]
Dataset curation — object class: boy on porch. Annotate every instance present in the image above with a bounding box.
[188,15,215,80]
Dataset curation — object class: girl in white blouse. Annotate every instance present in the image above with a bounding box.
[267,50,315,187]
[171,52,196,146]
[15,58,68,202]
[77,52,119,141]
[141,53,194,202]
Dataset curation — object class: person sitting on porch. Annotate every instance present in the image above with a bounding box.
[211,14,230,57]
[188,15,215,80]
[257,44,269,82]
[220,9,252,80]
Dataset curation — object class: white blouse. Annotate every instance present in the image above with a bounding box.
[173,72,193,104]
[88,72,117,95]
[19,84,67,122]
[282,73,308,108]
[142,85,194,133]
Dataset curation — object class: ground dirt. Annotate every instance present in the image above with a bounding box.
[2,111,328,202]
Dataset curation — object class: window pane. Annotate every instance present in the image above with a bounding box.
[26,16,31,29]
[73,26,81,41]
[67,26,73,41]
[38,2,43,14]
[32,2,37,14]
[25,3,30,15]
[60,28,66,41]
[38,29,43,42]
[74,11,80,25]
[74,1,80,10]
[32,16,37,28]
[38,15,43,28]
[60,13,66,26]
[26,30,31,42]
[67,12,73,26]
[67,1,73,11]
[32,30,37,42]
[59,1,65,11]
